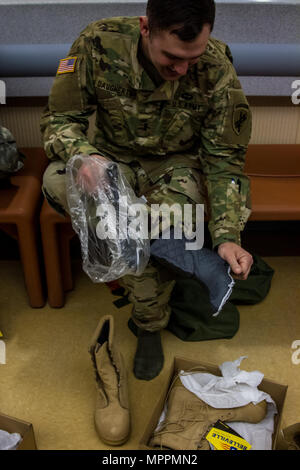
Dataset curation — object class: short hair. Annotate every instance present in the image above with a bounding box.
[146,0,216,41]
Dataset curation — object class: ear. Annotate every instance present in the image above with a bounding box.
[139,16,150,38]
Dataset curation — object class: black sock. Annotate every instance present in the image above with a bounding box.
[133,327,164,381]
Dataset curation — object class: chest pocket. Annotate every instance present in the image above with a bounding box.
[97,95,128,144]
[160,107,204,152]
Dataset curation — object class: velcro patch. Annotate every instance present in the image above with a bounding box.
[233,103,250,136]
[220,88,252,145]
[57,56,77,75]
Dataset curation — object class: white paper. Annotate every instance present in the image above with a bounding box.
[0,430,22,450]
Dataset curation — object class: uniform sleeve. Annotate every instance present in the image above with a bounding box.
[40,32,101,163]
[199,61,252,249]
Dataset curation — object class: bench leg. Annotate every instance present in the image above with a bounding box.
[17,221,45,308]
[41,219,65,308]
[59,225,75,293]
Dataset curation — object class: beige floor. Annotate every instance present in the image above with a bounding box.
[0,256,299,450]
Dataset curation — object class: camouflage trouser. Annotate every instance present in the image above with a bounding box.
[42,159,207,332]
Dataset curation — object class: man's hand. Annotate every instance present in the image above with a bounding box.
[217,242,253,280]
[76,154,110,194]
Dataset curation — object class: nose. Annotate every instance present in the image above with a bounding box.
[173,61,189,76]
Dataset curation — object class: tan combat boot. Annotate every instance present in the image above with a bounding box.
[150,377,267,450]
[89,315,130,446]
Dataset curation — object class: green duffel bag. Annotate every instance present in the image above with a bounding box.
[167,253,274,342]
[230,253,275,305]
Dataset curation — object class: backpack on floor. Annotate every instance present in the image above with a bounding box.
[0,125,24,180]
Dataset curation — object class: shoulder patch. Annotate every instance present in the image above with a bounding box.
[57,57,77,75]
[233,103,250,136]
[220,89,252,145]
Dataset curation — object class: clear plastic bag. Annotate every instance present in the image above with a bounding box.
[66,154,150,282]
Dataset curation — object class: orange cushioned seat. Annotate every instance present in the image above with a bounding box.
[245,145,300,221]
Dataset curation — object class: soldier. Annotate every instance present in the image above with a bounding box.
[41,0,253,381]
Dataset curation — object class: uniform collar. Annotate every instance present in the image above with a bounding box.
[128,24,180,101]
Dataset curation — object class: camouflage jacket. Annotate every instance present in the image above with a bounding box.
[40,16,252,248]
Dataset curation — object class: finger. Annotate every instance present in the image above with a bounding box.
[233,271,248,281]
[232,272,244,280]
[220,250,242,275]
[228,256,243,275]
[232,265,248,280]
[234,255,253,280]
[239,254,253,274]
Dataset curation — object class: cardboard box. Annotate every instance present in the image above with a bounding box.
[140,356,288,450]
[0,412,37,450]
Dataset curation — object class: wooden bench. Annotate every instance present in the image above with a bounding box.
[39,144,300,307]
[0,148,48,307]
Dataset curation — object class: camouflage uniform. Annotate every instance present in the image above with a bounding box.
[40,16,252,331]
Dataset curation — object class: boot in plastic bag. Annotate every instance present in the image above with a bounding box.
[66,154,150,282]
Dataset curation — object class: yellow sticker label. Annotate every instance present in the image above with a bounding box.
[57,56,77,75]
[206,425,252,451]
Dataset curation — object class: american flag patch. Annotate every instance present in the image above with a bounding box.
[57,57,77,75]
